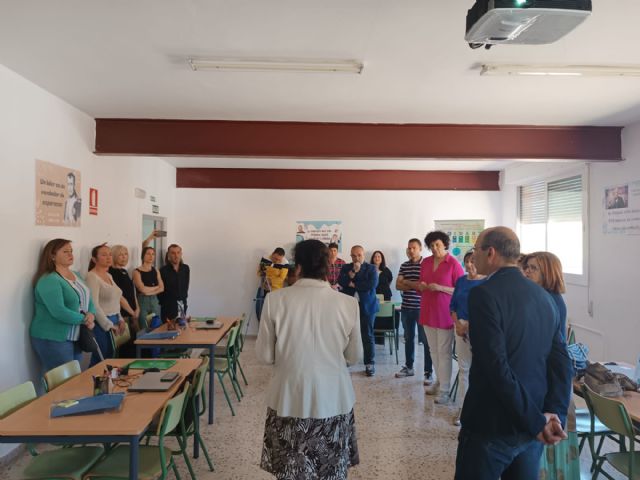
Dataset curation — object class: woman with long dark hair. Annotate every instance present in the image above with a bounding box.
[132,246,164,329]
[30,239,96,372]
[371,250,393,301]
[256,239,362,479]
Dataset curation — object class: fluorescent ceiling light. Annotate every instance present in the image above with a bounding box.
[480,64,640,77]
[188,57,364,74]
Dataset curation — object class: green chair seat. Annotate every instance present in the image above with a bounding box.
[84,444,173,480]
[604,451,640,479]
[23,446,104,480]
[85,384,189,480]
[0,381,103,480]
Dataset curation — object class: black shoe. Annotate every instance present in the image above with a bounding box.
[365,364,376,377]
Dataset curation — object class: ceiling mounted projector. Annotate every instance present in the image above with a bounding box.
[465,0,592,49]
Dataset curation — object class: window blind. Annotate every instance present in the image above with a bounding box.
[519,181,546,224]
[548,175,582,222]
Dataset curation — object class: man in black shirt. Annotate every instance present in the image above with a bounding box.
[159,244,190,321]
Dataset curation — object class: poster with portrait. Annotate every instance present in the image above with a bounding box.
[603,180,640,235]
[35,159,82,226]
[295,221,342,251]
[434,219,485,266]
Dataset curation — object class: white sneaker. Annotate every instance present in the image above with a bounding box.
[395,366,415,378]
[434,393,451,405]
[423,372,434,386]
[424,381,440,395]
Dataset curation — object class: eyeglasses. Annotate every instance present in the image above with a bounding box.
[523,264,539,272]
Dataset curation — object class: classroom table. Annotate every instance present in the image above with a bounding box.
[134,315,237,425]
[573,363,640,424]
[0,358,200,480]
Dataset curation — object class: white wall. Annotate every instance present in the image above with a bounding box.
[0,64,176,457]
[503,137,640,364]
[174,188,502,334]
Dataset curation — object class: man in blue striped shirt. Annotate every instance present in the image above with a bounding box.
[395,238,433,383]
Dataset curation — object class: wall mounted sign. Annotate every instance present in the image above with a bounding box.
[295,221,342,251]
[35,159,82,227]
[603,181,640,235]
[434,219,485,266]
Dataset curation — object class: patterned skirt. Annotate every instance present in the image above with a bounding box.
[260,407,360,480]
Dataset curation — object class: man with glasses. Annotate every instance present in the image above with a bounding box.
[455,227,572,480]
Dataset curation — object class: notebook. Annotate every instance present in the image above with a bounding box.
[50,393,125,418]
[128,372,180,392]
[137,331,179,341]
[125,359,177,371]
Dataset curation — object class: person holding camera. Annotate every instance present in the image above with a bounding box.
[255,247,289,320]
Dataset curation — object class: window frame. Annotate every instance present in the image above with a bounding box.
[517,166,589,287]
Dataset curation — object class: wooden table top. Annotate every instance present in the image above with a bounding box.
[0,358,201,438]
[134,316,237,346]
[574,380,640,424]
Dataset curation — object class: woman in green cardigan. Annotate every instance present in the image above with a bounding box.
[30,238,96,372]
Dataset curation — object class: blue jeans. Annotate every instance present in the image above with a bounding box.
[360,308,376,365]
[455,430,543,480]
[402,309,432,374]
[90,314,119,366]
[31,337,82,373]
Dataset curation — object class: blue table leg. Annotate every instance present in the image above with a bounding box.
[208,345,214,424]
[129,435,139,480]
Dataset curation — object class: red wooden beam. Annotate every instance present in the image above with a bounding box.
[95,119,622,161]
[176,168,500,191]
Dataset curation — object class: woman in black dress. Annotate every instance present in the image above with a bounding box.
[371,250,393,301]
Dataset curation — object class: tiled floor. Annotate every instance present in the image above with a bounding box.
[1,338,627,479]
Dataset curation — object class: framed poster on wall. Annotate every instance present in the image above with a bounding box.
[35,159,82,227]
[434,219,485,266]
[295,221,342,251]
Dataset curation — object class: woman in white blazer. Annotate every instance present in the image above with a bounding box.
[256,239,363,480]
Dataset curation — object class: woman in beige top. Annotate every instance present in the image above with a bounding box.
[256,239,362,480]
[86,244,125,366]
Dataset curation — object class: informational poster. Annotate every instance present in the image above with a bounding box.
[603,180,640,235]
[434,219,485,265]
[35,160,82,226]
[295,221,342,251]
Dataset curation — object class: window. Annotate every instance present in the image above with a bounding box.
[518,173,586,281]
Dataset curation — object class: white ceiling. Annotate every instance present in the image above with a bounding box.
[1,0,640,128]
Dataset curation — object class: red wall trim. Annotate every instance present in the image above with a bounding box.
[95,119,622,161]
[176,168,500,191]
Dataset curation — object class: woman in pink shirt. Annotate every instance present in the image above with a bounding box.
[417,231,464,404]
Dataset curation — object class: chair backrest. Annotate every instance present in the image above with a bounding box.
[225,326,240,362]
[44,360,81,392]
[157,381,190,438]
[193,356,209,397]
[567,325,576,345]
[237,313,246,351]
[582,384,636,439]
[110,323,131,357]
[376,301,394,318]
[0,381,37,419]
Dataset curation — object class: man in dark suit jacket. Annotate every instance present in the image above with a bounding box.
[455,227,572,480]
[338,245,379,376]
